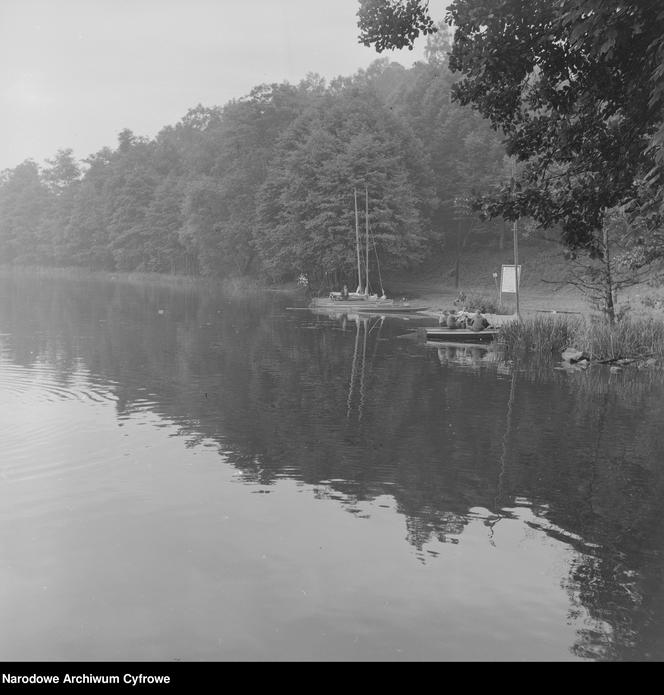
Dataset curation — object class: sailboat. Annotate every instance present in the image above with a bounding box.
[310,187,428,314]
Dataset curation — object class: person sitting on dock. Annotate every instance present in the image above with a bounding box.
[469,310,490,332]
[438,310,449,326]
[446,311,459,329]
[458,308,474,328]
[341,285,349,299]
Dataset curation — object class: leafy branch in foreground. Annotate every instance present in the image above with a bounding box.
[357,0,437,52]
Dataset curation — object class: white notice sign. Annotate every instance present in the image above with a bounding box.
[501,265,522,293]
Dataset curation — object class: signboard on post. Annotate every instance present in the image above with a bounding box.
[500,264,521,295]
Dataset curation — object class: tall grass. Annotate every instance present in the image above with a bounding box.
[498,315,582,353]
[577,318,664,361]
[498,314,664,361]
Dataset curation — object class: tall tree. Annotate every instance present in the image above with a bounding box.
[255,88,435,285]
[0,160,51,264]
[142,174,188,273]
[61,148,115,269]
[375,34,508,283]
[103,130,159,271]
[183,83,308,277]
[42,149,81,194]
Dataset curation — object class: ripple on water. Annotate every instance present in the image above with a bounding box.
[0,359,118,405]
[0,358,120,483]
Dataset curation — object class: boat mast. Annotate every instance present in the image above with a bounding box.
[354,188,362,294]
[364,185,370,295]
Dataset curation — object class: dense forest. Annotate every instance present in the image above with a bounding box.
[0,29,508,289]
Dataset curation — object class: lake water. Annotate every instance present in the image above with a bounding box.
[1,271,663,662]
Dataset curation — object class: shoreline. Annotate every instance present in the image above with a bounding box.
[2,262,664,322]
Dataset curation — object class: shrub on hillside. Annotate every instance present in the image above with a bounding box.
[454,291,514,315]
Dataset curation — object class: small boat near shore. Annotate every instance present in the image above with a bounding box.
[418,327,500,344]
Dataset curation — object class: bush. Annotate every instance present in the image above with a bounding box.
[639,294,664,310]
[454,291,515,315]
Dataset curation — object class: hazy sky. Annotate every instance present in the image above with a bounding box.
[0,0,444,171]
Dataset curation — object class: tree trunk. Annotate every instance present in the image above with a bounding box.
[603,225,615,324]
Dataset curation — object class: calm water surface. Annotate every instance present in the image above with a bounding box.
[1,271,664,661]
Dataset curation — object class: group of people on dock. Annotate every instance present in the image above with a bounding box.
[439,309,490,332]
